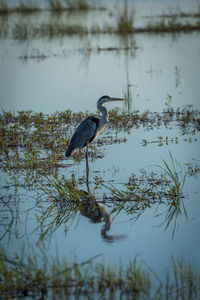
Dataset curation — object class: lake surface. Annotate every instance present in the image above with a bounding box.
[0,0,200,296]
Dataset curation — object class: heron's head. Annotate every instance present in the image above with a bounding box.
[97,95,125,107]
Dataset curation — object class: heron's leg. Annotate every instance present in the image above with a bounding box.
[85,145,91,194]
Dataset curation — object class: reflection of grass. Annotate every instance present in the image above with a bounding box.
[101,153,192,236]
[1,11,200,39]
[35,175,83,236]
[0,0,41,13]
[0,247,150,298]
[0,0,9,13]
[65,0,90,11]
[15,0,41,13]
[116,0,135,33]
[0,0,99,13]
[103,169,178,222]
[48,0,64,11]
[143,17,200,33]
[13,20,88,39]
[158,152,187,237]
[162,193,187,238]
[0,246,200,299]
[157,4,200,19]
[161,152,186,198]
[35,174,110,237]
[1,0,200,34]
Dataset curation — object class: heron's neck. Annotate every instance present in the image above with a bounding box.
[98,103,108,123]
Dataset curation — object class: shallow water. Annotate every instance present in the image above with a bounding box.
[1,32,200,113]
[0,0,200,295]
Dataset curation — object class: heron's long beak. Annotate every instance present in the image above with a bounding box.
[110,97,125,102]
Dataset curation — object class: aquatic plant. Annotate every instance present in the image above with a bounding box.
[185,159,200,178]
[33,173,112,240]
[1,8,200,40]
[102,168,178,223]
[65,0,90,11]
[155,152,187,237]
[48,0,64,11]
[15,0,41,13]
[0,0,41,14]
[0,246,200,299]
[116,0,135,33]
[153,4,200,19]
[160,152,186,198]
[0,0,100,13]
[0,0,9,13]
[143,17,200,33]
[0,106,199,179]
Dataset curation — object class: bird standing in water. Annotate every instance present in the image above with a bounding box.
[65,95,125,190]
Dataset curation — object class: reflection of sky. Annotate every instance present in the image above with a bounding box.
[0,33,200,113]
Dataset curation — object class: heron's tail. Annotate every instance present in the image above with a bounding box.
[65,148,72,157]
[65,145,75,157]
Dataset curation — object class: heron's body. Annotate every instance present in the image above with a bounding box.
[65,95,125,190]
[65,115,106,157]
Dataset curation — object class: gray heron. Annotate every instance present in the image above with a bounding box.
[65,95,125,189]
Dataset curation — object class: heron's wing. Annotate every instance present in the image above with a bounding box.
[69,116,99,150]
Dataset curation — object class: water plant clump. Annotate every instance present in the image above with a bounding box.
[48,0,65,12]
[116,0,135,33]
[0,156,197,243]
[103,167,184,220]
[153,4,200,19]
[0,106,199,178]
[0,0,41,14]
[0,0,102,14]
[65,0,90,11]
[0,0,9,13]
[160,152,186,199]
[143,17,200,33]
[0,247,200,299]
[1,9,200,40]
[12,20,89,40]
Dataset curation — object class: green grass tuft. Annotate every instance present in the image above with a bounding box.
[48,0,64,11]
[160,152,186,198]
[0,0,9,13]
[116,0,135,33]
[65,0,90,11]
[0,247,200,299]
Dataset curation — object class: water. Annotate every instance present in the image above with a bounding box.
[1,32,199,113]
[0,0,200,295]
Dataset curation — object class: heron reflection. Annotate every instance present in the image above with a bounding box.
[41,182,127,243]
[79,189,127,243]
